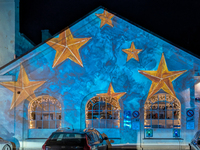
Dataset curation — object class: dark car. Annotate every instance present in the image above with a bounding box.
[42,128,108,150]
[189,130,200,150]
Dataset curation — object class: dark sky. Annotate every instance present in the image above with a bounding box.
[20,0,200,57]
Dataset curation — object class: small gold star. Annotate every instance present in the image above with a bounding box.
[97,83,126,109]
[122,42,142,62]
[96,10,114,28]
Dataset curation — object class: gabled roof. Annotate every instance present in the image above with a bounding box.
[0,6,199,75]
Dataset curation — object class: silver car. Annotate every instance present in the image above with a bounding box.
[0,138,12,150]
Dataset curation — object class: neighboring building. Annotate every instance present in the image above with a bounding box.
[0,7,200,149]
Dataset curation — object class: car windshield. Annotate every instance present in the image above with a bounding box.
[47,133,86,146]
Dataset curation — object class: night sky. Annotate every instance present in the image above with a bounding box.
[20,0,200,57]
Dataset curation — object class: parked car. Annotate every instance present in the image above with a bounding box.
[189,130,200,150]
[42,128,108,150]
[0,137,13,150]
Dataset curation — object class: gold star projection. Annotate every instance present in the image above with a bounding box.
[0,64,46,109]
[138,53,187,99]
[46,29,91,68]
[122,42,142,62]
[96,10,114,28]
[97,83,126,109]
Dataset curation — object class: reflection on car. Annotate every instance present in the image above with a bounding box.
[189,130,200,150]
[0,137,13,150]
[42,127,108,150]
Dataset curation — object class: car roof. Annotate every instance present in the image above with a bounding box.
[54,128,96,134]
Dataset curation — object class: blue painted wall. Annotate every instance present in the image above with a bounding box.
[0,8,199,148]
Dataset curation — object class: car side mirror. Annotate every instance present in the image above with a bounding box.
[197,140,200,145]
[103,137,108,140]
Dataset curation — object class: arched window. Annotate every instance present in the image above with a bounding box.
[85,96,120,128]
[144,93,181,129]
[28,95,62,129]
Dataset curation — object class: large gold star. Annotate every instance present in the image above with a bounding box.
[97,83,126,109]
[122,42,142,62]
[46,29,91,68]
[96,10,114,28]
[0,64,46,109]
[138,53,187,99]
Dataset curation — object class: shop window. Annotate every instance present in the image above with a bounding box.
[144,93,181,129]
[85,96,120,128]
[28,95,62,129]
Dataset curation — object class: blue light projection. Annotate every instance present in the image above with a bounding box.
[0,7,199,148]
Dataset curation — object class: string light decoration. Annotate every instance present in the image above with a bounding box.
[144,93,181,129]
[28,95,62,129]
[85,95,120,129]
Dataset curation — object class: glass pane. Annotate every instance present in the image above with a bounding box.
[159,102,165,110]
[173,99,181,109]
[43,121,49,129]
[144,99,152,110]
[152,120,158,128]
[86,111,92,119]
[107,111,112,119]
[86,101,93,110]
[107,103,112,110]
[174,110,180,119]
[56,121,61,128]
[43,114,49,120]
[166,111,173,119]
[91,97,99,104]
[50,104,55,111]
[43,103,49,111]
[166,102,173,110]
[30,112,35,120]
[152,103,158,110]
[166,120,173,128]
[93,110,99,119]
[100,110,106,119]
[159,111,165,119]
[152,111,158,119]
[145,111,151,119]
[159,120,165,128]
[113,111,120,119]
[86,120,92,128]
[56,113,62,120]
[50,113,55,120]
[144,120,151,128]
[149,95,158,103]
[158,94,166,101]
[100,119,106,128]
[166,95,174,102]
[36,104,42,111]
[107,120,113,128]
[93,120,99,128]
[55,104,61,111]
[93,102,100,110]
[36,121,42,129]
[100,101,106,110]
[50,121,55,129]
[174,120,181,128]
[36,112,42,120]
[114,120,120,128]
[29,121,35,129]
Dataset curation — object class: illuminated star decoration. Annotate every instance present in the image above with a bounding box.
[122,42,142,62]
[0,64,46,109]
[96,10,114,28]
[138,53,187,99]
[97,83,126,109]
[46,29,91,68]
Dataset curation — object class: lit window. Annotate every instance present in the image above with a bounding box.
[85,96,120,128]
[144,93,181,129]
[28,95,62,129]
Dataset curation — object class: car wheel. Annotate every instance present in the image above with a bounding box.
[2,144,11,150]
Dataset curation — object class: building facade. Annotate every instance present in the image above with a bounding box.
[0,7,200,149]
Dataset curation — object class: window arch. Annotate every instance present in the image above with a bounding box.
[28,95,62,129]
[85,96,120,128]
[144,93,181,129]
